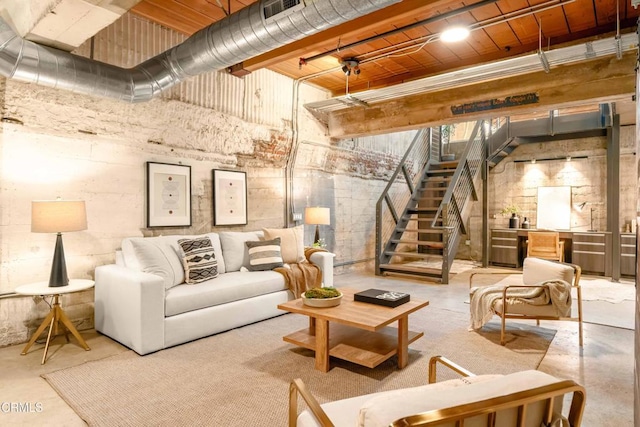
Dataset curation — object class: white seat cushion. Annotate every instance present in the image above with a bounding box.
[164,271,286,317]
[358,370,562,427]
[297,375,502,427]
[494,299,560,317]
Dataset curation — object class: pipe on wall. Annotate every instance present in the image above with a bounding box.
[0,0,399,103]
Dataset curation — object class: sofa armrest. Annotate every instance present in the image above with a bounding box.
[309,252,336,287]
[94,264,165,355]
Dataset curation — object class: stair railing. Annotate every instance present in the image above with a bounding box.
[432,120,487,282]
[375,128,437,274]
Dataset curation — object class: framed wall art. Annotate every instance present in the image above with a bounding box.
[213,169,247,226]
[147,162,192,227]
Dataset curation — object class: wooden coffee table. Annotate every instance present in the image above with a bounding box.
[277,288,429,372]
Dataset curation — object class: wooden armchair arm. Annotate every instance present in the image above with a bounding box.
[428,356,475,384]
[469,270,522,288]
[289,378,334,427]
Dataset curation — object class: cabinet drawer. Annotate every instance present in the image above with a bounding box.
[490,230,519,267]
[620,233,636,276]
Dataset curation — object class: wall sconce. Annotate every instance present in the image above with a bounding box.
[340,58,360,76]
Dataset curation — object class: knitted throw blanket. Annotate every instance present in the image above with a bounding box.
[273,247,325,298]
[469,280,572,331]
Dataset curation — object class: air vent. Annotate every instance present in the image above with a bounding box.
[263,0,305,23]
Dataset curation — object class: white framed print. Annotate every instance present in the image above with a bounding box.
[146,162,192,227]
[213,169,247,226]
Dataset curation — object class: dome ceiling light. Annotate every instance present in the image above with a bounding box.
[440,26,470,43]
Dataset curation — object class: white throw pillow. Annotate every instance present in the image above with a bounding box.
[129,238,184,290]
[262,225,305,264]
[523,257,574,285]
[218,231,263,272]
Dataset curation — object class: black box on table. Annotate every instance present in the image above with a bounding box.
[354,289,410,307]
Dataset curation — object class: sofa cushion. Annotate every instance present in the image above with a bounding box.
[219,231,263,272]
[262,225,305,264]
[297,375,502,427]
[357,370,562,427]
[164,271,287,317]
[127,238,184,289]
[246,238,284,271]
[178,237,219,284]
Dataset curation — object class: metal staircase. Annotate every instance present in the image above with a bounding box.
[375,122,486,283]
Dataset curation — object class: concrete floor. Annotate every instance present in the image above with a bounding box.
[0,266,635,426]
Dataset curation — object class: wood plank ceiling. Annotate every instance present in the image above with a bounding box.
[131,0,640,98]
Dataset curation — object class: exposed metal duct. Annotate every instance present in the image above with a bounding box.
[0,0,399,103]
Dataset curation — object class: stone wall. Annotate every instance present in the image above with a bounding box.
[0,71,411,347]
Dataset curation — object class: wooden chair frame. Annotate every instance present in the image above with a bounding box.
[526,231,565,262]
[288,356,585,427]
[470,261,583,346]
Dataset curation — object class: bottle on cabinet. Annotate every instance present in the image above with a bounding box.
[522,217,530,229]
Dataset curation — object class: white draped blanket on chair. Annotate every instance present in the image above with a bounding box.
[469,280,572,330]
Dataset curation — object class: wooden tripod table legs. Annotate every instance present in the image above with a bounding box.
[21,295,90,364]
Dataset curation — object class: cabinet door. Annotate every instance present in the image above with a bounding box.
[620,234,636,277]
[490,230,519,267]
[572,233,609,275]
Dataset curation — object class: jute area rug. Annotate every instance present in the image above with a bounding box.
[43,308,555,427]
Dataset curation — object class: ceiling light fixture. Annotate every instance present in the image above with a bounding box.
[340,59,360,76]
[440,26,470,43]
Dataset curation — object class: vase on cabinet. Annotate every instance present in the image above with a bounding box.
[509,213,519,229]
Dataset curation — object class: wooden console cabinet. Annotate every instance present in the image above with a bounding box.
[490,229,520,267]
[620,233,636,277]
[490,229,615,276]
[570,232,611,276]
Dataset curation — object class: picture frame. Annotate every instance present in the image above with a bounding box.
[146,162,192,227]
[213,169,247,226]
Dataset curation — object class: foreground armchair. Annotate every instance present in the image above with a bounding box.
[289,356,585,426]
[469,257,582,346]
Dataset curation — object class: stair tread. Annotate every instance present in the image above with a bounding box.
[385,251,442,258]
[397,228,445,234]
[391,239,444,247]
[379,263,442,275]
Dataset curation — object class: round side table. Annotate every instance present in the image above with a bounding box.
[16,279,95,364]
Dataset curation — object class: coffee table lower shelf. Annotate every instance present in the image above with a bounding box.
[283,324,423,369]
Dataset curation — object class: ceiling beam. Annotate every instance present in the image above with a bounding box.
[232,0,450,74]
[326,53,636,139]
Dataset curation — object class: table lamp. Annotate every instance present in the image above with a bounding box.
[32,200,87,287]
[305,207,330,245]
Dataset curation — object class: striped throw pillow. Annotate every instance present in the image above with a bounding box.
[178,237,219,284]
[246,238,284,271]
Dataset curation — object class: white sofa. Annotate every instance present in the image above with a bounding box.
[94,230,334,355]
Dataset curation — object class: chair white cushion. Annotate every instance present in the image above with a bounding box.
[297,375,502,427]
[358,370,562,427]
[494,299,560,317]
[522,257,574,285]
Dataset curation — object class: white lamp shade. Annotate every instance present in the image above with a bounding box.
[32,200,88,233]
[305,207,330,225]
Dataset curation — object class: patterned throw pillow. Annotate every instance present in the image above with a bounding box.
[245,238,284,271]
[178,237,219,284]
